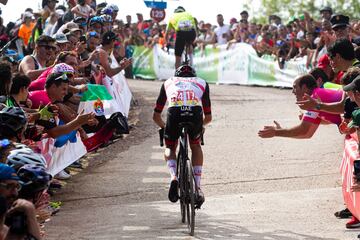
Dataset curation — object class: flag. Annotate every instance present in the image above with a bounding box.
[78,84,122,118]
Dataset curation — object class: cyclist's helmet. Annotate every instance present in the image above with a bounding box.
[0,107,27,135]
[101,14,113,23]
[175,64,196,77]
[17,164,52,199]
[108,4,119,12]
[100,7,113,16]
[174,6,185,13]
[7,148,47,171]
[89,16,103,26]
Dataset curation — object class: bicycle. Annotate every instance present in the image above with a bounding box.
[159,124,204,236]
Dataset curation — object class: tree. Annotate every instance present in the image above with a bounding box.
[253,0,359,24]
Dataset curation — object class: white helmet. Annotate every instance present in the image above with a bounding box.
[108,4,119,12]
[7,148,47,170]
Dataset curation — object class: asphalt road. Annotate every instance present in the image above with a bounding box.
[45,79,356,240]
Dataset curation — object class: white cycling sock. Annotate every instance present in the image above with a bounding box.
[193,165,202,189]
[167,159,177,180]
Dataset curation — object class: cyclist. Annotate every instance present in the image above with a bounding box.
[153,64,212,206]
[165,6,197,69]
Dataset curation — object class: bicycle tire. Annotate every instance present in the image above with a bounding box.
[186,159,195,236]
[178,151,186,223]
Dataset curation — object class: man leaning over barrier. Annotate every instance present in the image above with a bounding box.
[258,74,343,139]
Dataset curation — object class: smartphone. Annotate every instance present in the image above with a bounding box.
[354,160,360,180]
[80,35,87,43]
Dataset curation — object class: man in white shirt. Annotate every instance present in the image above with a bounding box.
[213,14,231,45]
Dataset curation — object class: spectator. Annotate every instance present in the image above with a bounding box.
[0,163,42,240]
[18,35,56,80]
[258,74,343,139]
[71,0,95,19]
[319,6,333,21]
[328,38,359,73]
[213,14,231,45]
[0,62,12,96]
[330,14,350,40]
[240,10,249,22]
[18,12,35,48]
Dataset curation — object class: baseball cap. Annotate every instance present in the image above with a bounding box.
[330,14,350,29]
[53,33,69,43]
[320,6,332,13]
[102,31,118,42]
[317,54,330,69]
[348,109,360,128]
[343,75,360,92]
[0,163,19,181]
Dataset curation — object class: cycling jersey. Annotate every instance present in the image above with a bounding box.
[167,12,196,32]
[154,77,211,115]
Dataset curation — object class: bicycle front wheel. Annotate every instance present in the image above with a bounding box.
[186,159,195,236]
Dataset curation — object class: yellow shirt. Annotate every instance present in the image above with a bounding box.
[167,12,195,32]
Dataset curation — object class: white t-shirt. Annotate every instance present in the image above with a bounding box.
[74,4,92,18]
[214,24,230,45]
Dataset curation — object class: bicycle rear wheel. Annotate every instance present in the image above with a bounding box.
[186,159,195,236]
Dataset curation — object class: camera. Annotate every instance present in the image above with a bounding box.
[354,160,360,181]
[80,35,87,43]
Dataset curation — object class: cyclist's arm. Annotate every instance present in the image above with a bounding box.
[153,84,167,128]
[202,83,212,125]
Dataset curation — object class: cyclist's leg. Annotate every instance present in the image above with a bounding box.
[189,142,203,188]
[164,108,181,202]
[187,30,197,66]
[188,106,204,190]
[175,31,186,69]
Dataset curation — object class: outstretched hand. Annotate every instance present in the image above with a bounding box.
[296,93,317,110]
[258,121,282,138]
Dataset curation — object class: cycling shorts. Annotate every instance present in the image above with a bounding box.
[165,105,203,146]
[175,29,196,57]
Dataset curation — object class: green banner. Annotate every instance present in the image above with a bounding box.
[194,47,219,84]
[132,46,156,79]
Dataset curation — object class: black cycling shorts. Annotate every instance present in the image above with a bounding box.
[175,29,196,57]
[164,106,203,146]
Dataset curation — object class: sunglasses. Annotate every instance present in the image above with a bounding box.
[88,31,99,38]
[0,182,22,191]
[55,74,69,82]
[39,45,57,51]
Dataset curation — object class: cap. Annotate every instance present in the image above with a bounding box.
[70,27,82,34]
[0,163,19,181]
[23,11,34,19]
[74,16,86,23]
[343,75,360,92]
[230,18,237,25]
[240,10,248,16]
[317,54,330,69]
[52,63,74,74]
[320,6,332,13]
[174,6,185,13]
[330,14,350,29]
[102,31,118,42]
[348,109,360,128]
[53,33,69,43]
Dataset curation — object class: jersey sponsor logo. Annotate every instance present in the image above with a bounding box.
[304,111,319,119]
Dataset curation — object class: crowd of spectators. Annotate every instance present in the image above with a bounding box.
[0,0,133,239]
[0,0,360,238]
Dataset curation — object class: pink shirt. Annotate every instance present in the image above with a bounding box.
[302,88,343,125]
[29,67,53,91]
[28,90,51,109]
